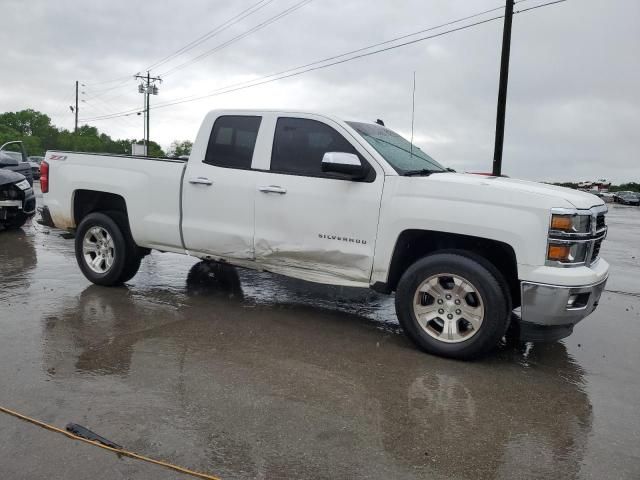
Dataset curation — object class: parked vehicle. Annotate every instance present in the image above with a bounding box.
[613,191,640,206]
[0,142,34,185]
[599,192,615,203]
[40,110,609,359]
[28,155,45,180]
[0,169,36,229]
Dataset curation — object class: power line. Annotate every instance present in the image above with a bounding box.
[79,0,566,122]
[81,78,135,101]
[159,0,314,77]
[77,0,285,116]
[156,0,568,108]
[162,2,513,102]
[79,4,507,122]
[79,14,503,122]
[81,99,135,138]
[158,16,506,107]
[144,0,277,72]
[81,13,508,120]
[80,0,278,97]
[516,0,567,13]
[90,0,528,86]
[83,96,141,130]
[81,75,135,87]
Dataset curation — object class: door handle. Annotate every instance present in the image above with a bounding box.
[258,185,287,194]
[189,176,213,185]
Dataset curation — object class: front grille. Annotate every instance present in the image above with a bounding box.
[596,214,606,231]
[0,185,20,201]
[591,239,603,263]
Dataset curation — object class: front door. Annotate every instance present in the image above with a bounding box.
[253,115,384,285]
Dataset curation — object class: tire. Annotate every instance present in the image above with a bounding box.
[107,211,143,283]
[75,212,138,286]
[437,248,514,314]
[395,252,511,360]
[4,213,29,230]
[118,255,142,283]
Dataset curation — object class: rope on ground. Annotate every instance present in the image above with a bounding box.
[605,289,640,298]
[0,405,222,480]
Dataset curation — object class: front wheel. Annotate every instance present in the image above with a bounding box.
[3,213,30,230]
[395,252,510,359]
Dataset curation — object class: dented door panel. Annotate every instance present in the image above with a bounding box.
[253,171,384,283]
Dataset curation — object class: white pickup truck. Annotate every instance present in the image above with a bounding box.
[40,110,609,359]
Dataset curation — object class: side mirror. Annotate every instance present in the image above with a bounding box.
[321,152,366,179]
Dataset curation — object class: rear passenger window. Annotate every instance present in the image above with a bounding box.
[205,116,261,169]
[271,117,361,177]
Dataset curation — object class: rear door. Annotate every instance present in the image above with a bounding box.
[253,115,384,285]
[181,115,262,260]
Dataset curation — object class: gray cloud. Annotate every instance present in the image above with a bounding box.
[1,0,638,182]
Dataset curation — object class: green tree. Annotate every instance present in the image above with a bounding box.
[0,109,58,154]
[167,139,193,157]
[0,109,166,157]
[610,182,640,193]
[147,141,165,157]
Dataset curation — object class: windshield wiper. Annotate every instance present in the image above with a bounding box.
[402,169,442,177]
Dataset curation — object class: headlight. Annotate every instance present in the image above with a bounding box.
[547,207,607,267]
[547,241,589,264]
[15,179,30,191]
[550,213,591,234]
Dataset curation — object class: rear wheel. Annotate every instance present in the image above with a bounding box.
[107,211,143,283]
[75,212,140,285]
[395,252,510,359]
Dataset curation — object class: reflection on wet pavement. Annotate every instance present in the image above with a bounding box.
[1,205,639,479]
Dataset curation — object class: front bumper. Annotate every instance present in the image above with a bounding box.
[519,277,607,341]
[0,188,36,220]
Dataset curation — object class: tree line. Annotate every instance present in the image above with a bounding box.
[0,109,193,158]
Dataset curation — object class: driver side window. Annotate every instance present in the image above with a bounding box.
[270,117,366,179]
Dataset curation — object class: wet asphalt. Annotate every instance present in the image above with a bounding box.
[0,190,639,479]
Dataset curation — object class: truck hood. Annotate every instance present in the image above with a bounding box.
[423,173,604,210]
[0,168,26,186]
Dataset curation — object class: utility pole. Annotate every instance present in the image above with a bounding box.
[145,70,151,151]
[136,71,161,156]
[492,0,514,177]
[74,80,79,133]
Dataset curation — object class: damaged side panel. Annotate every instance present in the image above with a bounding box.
[253,169,384,286]
[254,238,373,285]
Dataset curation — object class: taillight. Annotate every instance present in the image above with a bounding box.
[40,161,49,193]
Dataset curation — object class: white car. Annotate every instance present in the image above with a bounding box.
[40,110,609,359]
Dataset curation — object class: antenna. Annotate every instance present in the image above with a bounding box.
[410,71,416,158]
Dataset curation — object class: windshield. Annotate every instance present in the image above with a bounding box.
[346,121,446,174]
[2,151,23,162]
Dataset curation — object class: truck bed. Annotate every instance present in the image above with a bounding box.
[44,151,187,252]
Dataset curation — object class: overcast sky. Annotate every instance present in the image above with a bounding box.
[1,0,638,182]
